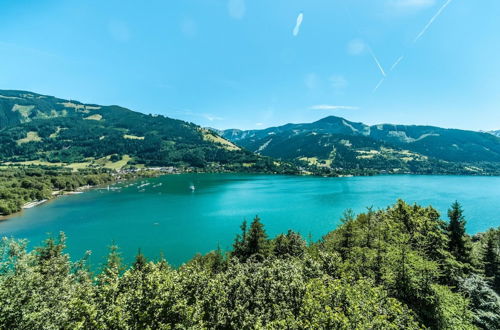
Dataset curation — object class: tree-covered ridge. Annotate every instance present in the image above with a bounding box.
[221,116,500,175]
[0,90,294,173]
[1,201,498,329]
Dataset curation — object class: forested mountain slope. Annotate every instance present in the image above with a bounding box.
[221,116,500,175]
[0,90,292,172]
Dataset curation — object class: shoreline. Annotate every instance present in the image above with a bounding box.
[1,172,499,237]
[22,200,48,209]
[2,168,499,222]
[0,169,166,221]
[0,186,100,221]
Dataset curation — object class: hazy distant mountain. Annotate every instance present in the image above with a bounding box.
[0,90,288,172]
[220,116,500,174]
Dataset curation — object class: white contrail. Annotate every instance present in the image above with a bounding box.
[293,13,304,37]
[373,78,385,93]
[368,47,386,77]
[414,0,453,43]
[390,56,405,71]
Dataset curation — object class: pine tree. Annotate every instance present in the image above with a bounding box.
[100,243,123,282]
[273,230,306,258]
[212,243,226,273]
[483,233,500,293]
[246,215,269,259]
[232,219,247,259]
[231,216,269,261]
[447,201,471,264]
[339,209,356,260]
[133,248,148,271]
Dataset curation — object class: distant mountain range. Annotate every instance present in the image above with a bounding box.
[0,90,292,173]
[219,116,500,175]
[1,89,499,175]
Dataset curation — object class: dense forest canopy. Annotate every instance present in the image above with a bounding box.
[0,201,498,329]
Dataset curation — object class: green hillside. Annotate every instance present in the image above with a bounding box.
[0,90,293,173]
[221,116,500,175]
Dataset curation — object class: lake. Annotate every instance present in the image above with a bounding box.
[1,174,499,267]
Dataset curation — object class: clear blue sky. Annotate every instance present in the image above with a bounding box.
[1,0,499,130]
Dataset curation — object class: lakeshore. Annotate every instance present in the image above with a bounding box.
[3,164,499,221]
[0,166,174,218]
[2,173,499,267]
[22,200,48,209]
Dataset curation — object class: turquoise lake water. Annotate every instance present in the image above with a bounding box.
[1,174,499,267]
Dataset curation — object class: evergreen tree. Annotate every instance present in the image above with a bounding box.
[273,230,306,258]
[447,201,471,264]
[232,216,270,261]
[246,215,270,259]
[483,233,500,292]
[231,219,247,259]
[458,275,500,329]
[98,243,123,284]
[95,244,126,328]
[338,209,356,260]
[133,248,148,271]
[211,244,226,273]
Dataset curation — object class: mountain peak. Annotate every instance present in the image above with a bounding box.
[314,115,346,124]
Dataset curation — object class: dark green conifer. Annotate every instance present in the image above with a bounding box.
[483,233,500,292]
[246,215,270,258]
[133,248,148,271]
[339,209,356,260]
[447,201,471,264]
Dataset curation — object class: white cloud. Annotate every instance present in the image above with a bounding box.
[256,123,264,126]
[310,105,359,110]
[292,13,304,37]
[228,0,246,20]
[347,39,366,55]
[414,0,453,43]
